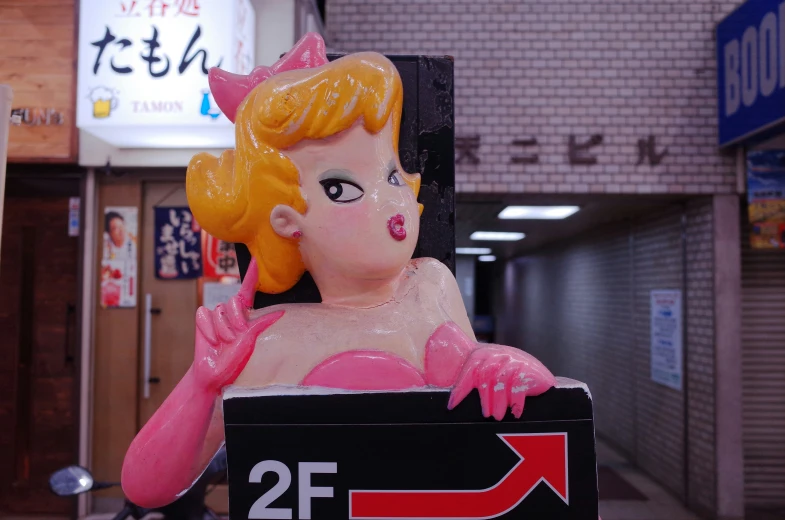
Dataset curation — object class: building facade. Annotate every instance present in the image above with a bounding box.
[327,0,782,518]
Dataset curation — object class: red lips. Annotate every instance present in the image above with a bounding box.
[388,214,406,241]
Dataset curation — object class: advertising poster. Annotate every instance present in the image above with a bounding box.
[650,290,683,391]
[101,206,138,308]
[747,150,785,249]
[202,231,241,279]
[155,207,202,279]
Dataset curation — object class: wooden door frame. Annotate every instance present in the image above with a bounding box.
[84,169,188,514]
[78,167,97,518]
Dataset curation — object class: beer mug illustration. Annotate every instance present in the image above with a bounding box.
[89,87,118,119]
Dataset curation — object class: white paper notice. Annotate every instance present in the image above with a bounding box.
[203,281,241,310]
[68,197,80,237]
[650,290,683,391]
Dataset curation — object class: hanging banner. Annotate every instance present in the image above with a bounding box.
[101,206,138,308]
[650,290,683,391]
[155,206,202,279]
[202,231,240,279]
[747,150,785,249]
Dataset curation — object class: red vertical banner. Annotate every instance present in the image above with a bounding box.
[201,230,240,279]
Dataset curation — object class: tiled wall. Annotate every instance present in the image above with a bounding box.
[684,200,716,514]
[498,199,716,514]
[326,0,743,195]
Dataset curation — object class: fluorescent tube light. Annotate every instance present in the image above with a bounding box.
[478,255,496,262]
[498,205,580,220]
[470,231,525,241]
[456,247,493,255]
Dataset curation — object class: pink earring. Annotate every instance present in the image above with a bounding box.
[293,230,302,238]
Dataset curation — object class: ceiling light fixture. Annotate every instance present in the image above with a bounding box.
[498,205,580,220]
[478,255,496,262]
[456,247,493,255]
[470,231,525,241]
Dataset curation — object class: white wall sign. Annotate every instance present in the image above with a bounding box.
[68,197,81,237]
[203,281,241,310]
[650,290,683,391]
[76,0,254,149]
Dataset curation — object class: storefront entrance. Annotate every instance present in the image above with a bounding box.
[0,176,82,516]
[137,182,197,426]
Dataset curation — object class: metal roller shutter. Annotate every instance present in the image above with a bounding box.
[741,221,785,508]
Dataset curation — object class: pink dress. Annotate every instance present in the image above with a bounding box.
[301,321,476,390]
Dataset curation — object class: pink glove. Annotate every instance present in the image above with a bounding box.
[193,258,284,391]
[448,345,557,420]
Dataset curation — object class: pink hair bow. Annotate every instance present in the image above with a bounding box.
[208,32,329,123]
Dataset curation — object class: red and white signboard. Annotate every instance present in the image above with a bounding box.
[202,231,240,279]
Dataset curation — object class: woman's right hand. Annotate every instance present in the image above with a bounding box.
[192,258,284,392]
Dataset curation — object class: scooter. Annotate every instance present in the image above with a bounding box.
[49,447,228,520]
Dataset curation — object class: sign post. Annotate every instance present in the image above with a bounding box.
[223,381,599,520]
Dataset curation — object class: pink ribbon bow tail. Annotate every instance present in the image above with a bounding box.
[208,32,329,123]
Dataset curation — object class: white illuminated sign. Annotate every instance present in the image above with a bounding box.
[76,0,255,148]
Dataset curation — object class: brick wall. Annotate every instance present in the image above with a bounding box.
[499,199,716,513]
[326,0,744,195]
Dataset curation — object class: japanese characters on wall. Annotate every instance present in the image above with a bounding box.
[455,134,669,166]
[76,0,255,148]
[154,207,202,279]
[747,150,785,249]
[101,206,138,308]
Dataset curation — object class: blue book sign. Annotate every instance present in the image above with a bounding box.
[154,206,202,279]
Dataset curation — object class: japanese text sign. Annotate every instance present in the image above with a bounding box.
[202,231,240,279]
[76,0,255,148]
[650,290,683,391]
[154,206,202,279]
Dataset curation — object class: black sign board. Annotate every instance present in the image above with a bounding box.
[223,380,599,519]
[235,54,456,309]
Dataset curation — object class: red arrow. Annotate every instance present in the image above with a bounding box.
[349,433,568,519]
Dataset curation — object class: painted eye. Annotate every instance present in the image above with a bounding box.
[388,169,404,186]
[320,179,364,203]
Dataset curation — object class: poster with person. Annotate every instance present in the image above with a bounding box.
[101,206,138,308]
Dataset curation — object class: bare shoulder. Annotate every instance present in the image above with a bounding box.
[408,257,454,281]
[407,257,460,295]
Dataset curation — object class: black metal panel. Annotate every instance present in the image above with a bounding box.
[224,386,598,520]
[235,54,455,309]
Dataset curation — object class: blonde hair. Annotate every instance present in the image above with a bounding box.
[187,53,421,294]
